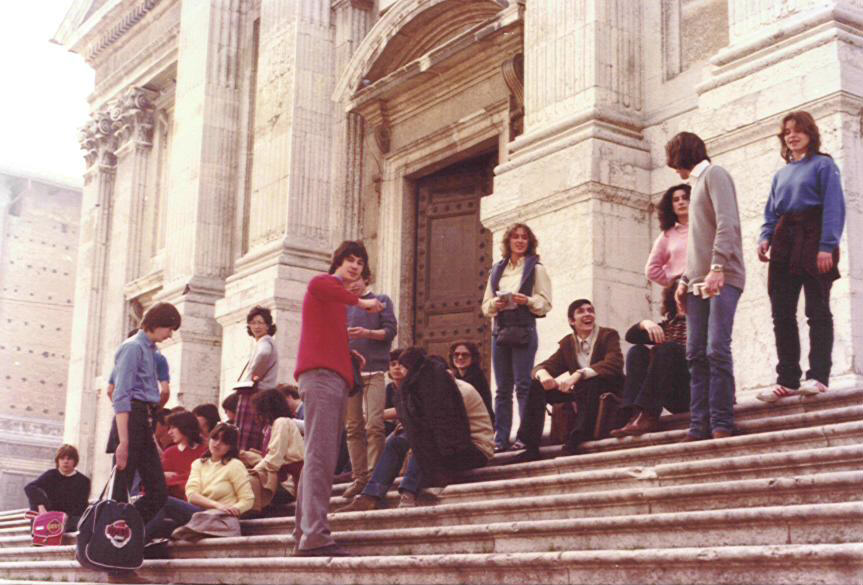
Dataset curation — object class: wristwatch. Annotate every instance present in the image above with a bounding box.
[710,264,724,272]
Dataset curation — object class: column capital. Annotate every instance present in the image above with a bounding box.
[79,109,117,170]
[111,86,158,149]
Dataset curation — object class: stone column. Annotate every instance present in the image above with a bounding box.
[161,0,245,408]
[215,0,337,395]
[488,0,651,358]
[63,112,116,477]
[331,0,373,242]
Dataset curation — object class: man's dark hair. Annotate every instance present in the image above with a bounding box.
[252,388,293,425]
[140,302,182,332]
[328,240,370,279]
[153,408,171,427]
[388,349,403,362]
[398,346,426,372]
[192,403,220,435]
[221,392,239,414]
[665,131,710,171]
[167,411,203,446]
[55,444,79,466]
[169,405,187,414]
[656,184,691,232]
[662,279,681,318]
[567,299,593,321]
[277,383,300,401]
[246,305,277,337]
[200,422,240,464]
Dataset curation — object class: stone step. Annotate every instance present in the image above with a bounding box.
[3,502,860,562]
[322,420,863,511]
[1,543,860,584]
[242,470,862,535]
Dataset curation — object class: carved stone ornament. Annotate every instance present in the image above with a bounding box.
[360,100,391,155]
[111,87,157,147]
[79,109,118,169]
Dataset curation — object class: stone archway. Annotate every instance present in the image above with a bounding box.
[335,0,524,349]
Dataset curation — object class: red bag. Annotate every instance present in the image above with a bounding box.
[31,511,67,546]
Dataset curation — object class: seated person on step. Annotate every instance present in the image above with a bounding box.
[161,411,208,500]
[24,444,90,532]
[514,299,624,462]
[611,281,690,438]
[245,388,304,513]
[145,423,254,541]
[338,347,493,511]
[221,392,239,425]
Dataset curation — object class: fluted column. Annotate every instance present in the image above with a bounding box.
[161,0,245,408]
[64,111,116,477]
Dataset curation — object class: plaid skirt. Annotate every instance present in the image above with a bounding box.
[235,390,265,452]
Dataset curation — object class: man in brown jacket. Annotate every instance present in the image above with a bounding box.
[514,299,624,462]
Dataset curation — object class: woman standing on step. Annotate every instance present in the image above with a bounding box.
[234,306,280,452]
[481,223,552,452]
[145,423,254,541]
[757,111,845,403]
[645,184,691,287]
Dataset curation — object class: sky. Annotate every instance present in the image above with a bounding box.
[0,2,94,187]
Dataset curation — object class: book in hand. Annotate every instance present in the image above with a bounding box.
[232,380,256,394]
[495,291,517,311]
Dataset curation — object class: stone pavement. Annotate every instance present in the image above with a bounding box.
[1,388,861,584]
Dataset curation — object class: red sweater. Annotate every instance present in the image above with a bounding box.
[161,443,208,500]
[294,274,359,386]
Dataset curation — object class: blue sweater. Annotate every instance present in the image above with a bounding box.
[347,291,397,372]
[760,154,845,252]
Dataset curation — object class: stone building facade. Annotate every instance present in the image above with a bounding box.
[0,169,81,510]
[54,0,862,484]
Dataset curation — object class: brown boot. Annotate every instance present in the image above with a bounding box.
[623,412,659,436]
[336,495,378,513]
[609,414,638,438]
[341,479,367,500]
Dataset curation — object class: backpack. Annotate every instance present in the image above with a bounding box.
[31,511,67,546]
[76,468,144,572]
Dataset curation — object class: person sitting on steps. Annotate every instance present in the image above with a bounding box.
[610,281,690,438]
[513,299,624,463]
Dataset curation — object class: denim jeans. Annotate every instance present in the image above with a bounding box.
[363,430,423,499]
[685,286,741,437]
[492,326,538,448]
[144,496,201,540]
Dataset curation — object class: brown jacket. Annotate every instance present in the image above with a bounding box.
[531,327,624,382]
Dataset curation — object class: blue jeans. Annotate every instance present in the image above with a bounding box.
[492,326,538,448]
[363,430,423,499]
[685,286,741,437]
[144,496,201,540]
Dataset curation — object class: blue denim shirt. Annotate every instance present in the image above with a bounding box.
[112,330,160,413]
[108,352,169,385]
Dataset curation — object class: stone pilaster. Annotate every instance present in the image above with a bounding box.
[64,111,117,477]
[160,0,246,408]
[215,0,337,395]
[488,0,651,357]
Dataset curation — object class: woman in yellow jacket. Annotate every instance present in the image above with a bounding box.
[145,423,254,540]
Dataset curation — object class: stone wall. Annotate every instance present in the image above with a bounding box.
[0,171,81,510]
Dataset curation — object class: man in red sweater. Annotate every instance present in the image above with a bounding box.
[292,241,383,557]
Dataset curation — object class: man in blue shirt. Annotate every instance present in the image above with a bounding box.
[111,302,181,524]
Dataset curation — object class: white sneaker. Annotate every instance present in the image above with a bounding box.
[756,385,800,403]
[798,379,828,395]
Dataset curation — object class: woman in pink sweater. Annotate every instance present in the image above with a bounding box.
[645,184,691,286]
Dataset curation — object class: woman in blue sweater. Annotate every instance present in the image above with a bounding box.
[757,111,845,402]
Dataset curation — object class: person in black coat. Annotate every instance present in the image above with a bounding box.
[448,340,494,424]
[25,444,90,532]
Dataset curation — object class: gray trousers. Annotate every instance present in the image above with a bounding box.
[293,368,349,551]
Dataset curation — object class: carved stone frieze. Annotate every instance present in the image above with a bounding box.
[85,0,162,64]
[111,87,158,148]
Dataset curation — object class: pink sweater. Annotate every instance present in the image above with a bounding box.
[645,224,688,287]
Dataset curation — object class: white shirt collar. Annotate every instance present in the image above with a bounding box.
[690,160,711,179]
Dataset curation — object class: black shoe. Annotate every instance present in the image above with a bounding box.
[511,448,541,464]
[293,543,351,557]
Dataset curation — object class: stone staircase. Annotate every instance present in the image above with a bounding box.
[1,387,861,584]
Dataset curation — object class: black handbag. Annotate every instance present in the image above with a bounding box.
[76,468,144,572]
[495,326,530,348]
[349,352,364,397]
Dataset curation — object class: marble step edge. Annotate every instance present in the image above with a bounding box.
[241,470,863,535]
[3,501,860,562]
[1,544,861,585]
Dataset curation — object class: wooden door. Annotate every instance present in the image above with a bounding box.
[414,154,494,373]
